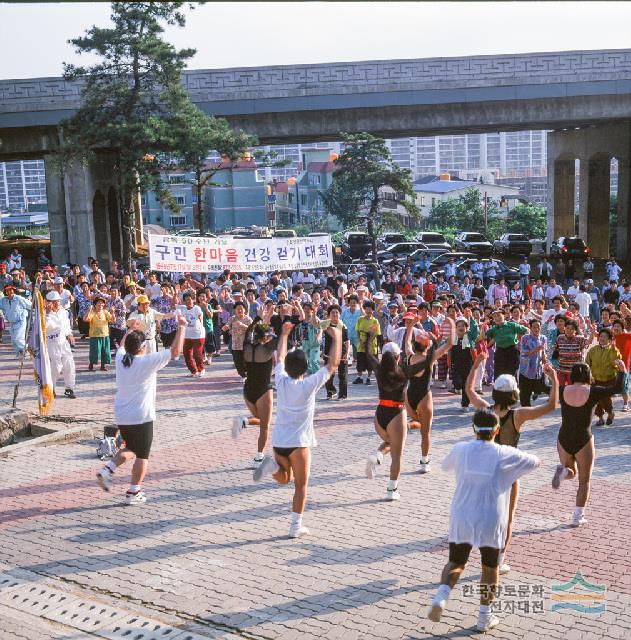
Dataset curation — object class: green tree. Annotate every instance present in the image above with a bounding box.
[321,133,419,287]
[505,203,547,238]
[60,2,200,271]
[426,187,502,236]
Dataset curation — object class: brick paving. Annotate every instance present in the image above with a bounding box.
[1,335,630,639]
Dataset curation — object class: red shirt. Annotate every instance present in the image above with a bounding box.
[614,332,631,367]
[423,282,435,302]
[395,281,411,296]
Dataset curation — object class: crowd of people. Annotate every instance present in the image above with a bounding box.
[1,247,630,632]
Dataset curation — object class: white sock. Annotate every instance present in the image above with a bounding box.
[421,455,430,464]
[254,452,264,461]
[104,461,116,473]
[434,584,451,602]
[560,467,570,481]
[479,604,490,616]
[376,451,384,464]
[290,512,302,527]
[574,506,585,518]
[127,484,141,494]
[499,551,506,565]
[387,479,398,491]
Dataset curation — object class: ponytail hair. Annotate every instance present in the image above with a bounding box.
[122,330,146,367]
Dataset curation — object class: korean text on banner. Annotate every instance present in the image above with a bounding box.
[149,235,334,273]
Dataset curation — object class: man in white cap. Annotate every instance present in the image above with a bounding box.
[126,294,175,354]
[45,290,77,398]
[0,284,31,355]
[53,277,74,324]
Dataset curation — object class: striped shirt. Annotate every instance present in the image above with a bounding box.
[555,334,589,374]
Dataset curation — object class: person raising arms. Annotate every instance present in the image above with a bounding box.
[404,316,455,474]
[465,352,558,575]
[253,321,342,538]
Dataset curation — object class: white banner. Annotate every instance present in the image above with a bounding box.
[148,234,333,273]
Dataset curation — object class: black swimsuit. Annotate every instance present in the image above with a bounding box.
[495,410,520,448]
[369,355,407,429]
[243,341,275,404]
[558,373,625,455]
[406,345,435,410]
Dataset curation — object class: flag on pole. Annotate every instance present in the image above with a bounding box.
[28,289,54,415]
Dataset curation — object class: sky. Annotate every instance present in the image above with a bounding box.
[2,1,631,79]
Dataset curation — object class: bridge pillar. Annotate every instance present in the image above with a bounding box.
[547,157,576,249]
[579,155,611,259]
[617,158,631,261]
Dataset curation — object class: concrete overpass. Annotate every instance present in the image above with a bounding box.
[1,49,631,264]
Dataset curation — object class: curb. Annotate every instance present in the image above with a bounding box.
[0,424,97,459]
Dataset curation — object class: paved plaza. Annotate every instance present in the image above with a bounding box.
[0,337,630,640]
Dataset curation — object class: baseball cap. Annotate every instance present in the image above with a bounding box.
[493,374,518,393]
[54,277,64,285]
[387,301,399,308]
[46,291,61,301]
[382,342,401,357]
[3,284,15,292]
[586,279,594,284]
[372,292,384,300]
[455,315,469,325]
[402,312,417,320]
[136,295,150,304]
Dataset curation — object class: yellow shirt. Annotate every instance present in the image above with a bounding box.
[356,316,381,354]
[86,309,113,338]
[585,344,621,381]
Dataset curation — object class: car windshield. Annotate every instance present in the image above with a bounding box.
[465,234,486,241]
[422,234,446,242]
[507,235,527,241]
[564,238,586,247]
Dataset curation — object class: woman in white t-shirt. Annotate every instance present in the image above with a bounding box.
[254,321,342,538]
[95,316,186,504]
[176,292,206,377]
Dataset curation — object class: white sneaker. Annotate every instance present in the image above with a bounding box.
[440,381,448,389]
[622,404,629,412]
[253,454,278,482]
[499,561,511,575]
[572,513,588,527]
[231,416,246,439]
[460,406,469,413]
[125,490,147,505]
[427,596,446,623]
[365,454,380,479]
[386,488,400,501]
[476,614,499,632]
[96,468,113,492]
[288,524,310,539]
[551,464,566,489]
[419,459,431,474]
[198,369,206,377]
[250,456,264,470]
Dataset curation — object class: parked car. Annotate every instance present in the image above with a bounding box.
[493,233,532,256]
[550,236,590,261]
[274,229,297,238]
[379,232,407,246]
[341,231,372,260]
[454,232,494,257]
[429,252,477,272]
[415,232,452,252]
[379,243,430,264]
[433,258,520,284]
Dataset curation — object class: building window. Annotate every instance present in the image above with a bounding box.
[168,175,188,184]
[140,195,147,206]
[170,215,186,226]
[420,196,426,206]
[175,195,186,205]
[310,175,321,186]
[432,197,436,207]
[300,194,307,206]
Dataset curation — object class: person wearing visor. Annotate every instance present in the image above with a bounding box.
[45,290,76,398]
[364,342,409,500]
[427,409,540,632]
[465,352,558,575]
[96,315,187,504]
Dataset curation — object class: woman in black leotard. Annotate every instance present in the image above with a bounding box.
[404,317,455,474]
[552,360,626,527]
[465,351,558,575]
[364,342,408,501]
[232,306,277,470]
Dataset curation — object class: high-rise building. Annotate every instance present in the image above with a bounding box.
[0,160,47,212]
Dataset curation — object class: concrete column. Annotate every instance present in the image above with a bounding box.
[579,156,611,258]
[547,156,575,248]
[43,155,70,265]
[617,157,631,260]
